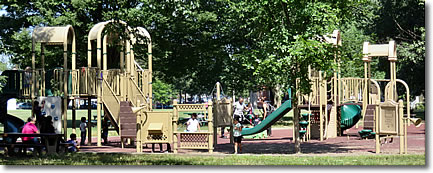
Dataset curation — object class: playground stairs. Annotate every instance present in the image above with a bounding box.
[119,101,137,147]
[359,104,376,138]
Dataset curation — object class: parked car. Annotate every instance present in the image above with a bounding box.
[17,102,32,109]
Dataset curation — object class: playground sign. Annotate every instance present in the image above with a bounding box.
[378,100,399,135]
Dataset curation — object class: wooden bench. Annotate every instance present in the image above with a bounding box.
[0,133,64,155]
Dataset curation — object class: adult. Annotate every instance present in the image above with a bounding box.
[233,97,246,121]
[40,116,55,133]
[186,113,200,132]
[33,101,42,127]
[22,117,40,144]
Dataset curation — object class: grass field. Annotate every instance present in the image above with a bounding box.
[0,153,425,165]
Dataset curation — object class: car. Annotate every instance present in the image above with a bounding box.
[17,102,32,109]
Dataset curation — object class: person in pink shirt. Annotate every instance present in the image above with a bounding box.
[21,117,40,144]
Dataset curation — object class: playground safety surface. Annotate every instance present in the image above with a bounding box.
[79,124,425,155]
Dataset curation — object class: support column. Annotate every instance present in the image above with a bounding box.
[41,44,45,96]
[72,98,76,134]
[87,97,92,145]
[63,48,68,140]
[399,100,404,154]
[173,100,178,154]
[319,72,323,141]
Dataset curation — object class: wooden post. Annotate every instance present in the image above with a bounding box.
[136,100,141,153]
[319,72,323,141]
[87,97,92,145]
[399,100,404,154]
[72,98,76,134]
[208,100,214,153]
[173,100,178,154]
[41,44,45,96]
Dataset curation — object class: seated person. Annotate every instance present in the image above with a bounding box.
[40,116,55,133]
[253,114,261,126]
[22,117,40,144]
[65,134,80,152]
[186,113,200,132]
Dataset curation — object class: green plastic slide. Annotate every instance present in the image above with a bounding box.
[340,104,362,130]
[241,100,292,136]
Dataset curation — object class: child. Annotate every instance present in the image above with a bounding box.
[80,117,87,145]
[102,116,109,144]
[186,113,200,132]
[66,134,80,152]
[233,116,243,154]
[245,103,254,125]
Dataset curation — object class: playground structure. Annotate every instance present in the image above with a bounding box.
[0,20,217,153]
[0,21,422,155]
[293,30,421,154]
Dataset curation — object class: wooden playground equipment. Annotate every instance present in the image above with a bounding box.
[294,31,421,154]
[1,20,217,153]
[0,22,422,155]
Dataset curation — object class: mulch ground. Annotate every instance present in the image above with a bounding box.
[79,124,425,155]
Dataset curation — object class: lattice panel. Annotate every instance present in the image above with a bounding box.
[176,104,207,111]
[179,133,209,148]
[147,134,168,141]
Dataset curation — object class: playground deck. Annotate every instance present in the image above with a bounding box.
[78,124,425,155]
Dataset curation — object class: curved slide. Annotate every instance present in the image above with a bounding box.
[241,100,292,136]
[340,104,362,131]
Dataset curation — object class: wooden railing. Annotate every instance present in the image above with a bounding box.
[102,78,121,126]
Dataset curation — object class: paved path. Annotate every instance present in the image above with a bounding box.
[79,124,425,155]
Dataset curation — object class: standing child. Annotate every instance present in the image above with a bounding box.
[102,116,109,144]
[80,117,87,145]
[233,116,243,154]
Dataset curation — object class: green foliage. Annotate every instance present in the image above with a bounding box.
[152,78,175,105]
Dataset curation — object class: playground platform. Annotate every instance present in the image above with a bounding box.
[79,124,425,155]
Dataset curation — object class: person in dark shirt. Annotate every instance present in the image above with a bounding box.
[41,116,55,133]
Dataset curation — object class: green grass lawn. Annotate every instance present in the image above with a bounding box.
[0,153,425,165]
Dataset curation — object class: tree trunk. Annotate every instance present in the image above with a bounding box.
[292,88,301,153]
[272,84,282,108]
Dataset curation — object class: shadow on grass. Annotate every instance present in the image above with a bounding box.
[0,152,196,165]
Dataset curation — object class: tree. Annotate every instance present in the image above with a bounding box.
[152,78,175,105]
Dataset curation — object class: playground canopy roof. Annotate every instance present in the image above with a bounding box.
[33,25,75,45]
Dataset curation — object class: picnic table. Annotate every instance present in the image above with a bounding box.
[0,133,64,155]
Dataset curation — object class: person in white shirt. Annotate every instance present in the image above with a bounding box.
[80,117,87,145]
[233,97,246,121]
[186,113,200,132]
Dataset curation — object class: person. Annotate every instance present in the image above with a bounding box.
[40,116,55,133]
[33,101,42,128]
[65,134,80,152]
[257,97,272,136]
[245,103,254,125]
[22,117,40,144]
[253,114,261,126]
[102,116,110,144]
[233,116,243,154]
[80,117,87,145]
[233,97,246,121]
[186,113,200,132]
